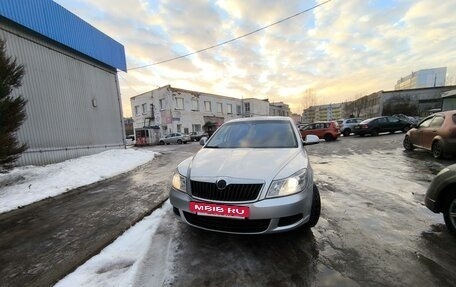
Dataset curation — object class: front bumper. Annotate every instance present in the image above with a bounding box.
[170,184,314,234]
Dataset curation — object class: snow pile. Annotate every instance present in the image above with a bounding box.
[0,149,157,213]
[55,201,171,287]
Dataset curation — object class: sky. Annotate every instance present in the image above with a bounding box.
[53,0,456,116]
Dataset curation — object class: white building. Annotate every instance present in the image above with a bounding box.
[395,67,447,90]
[269,102,291,117]
[131,86,271,142]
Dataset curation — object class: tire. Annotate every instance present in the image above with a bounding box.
[371,129,379,136]
[359,134,365,137]
[403,135,414,151]
[183,141,187,144]
[159,140,165,145]
[343,129,351,137]
[304,184,321,228]
[177,139,182,144]
[402,125,411,133]
[432,141,444,159]
[324,134,334,142]
[443,191,456,235]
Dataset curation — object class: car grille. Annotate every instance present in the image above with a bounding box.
[190,181,263,202]
[183,212,270,233]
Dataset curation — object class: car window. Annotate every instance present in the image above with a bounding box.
[429,116,444,128]
[387,117,399,123]
[206,120,298,148]
[377,118,387,124]
[418,117,434,128]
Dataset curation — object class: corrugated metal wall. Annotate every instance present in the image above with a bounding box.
[1,22,125,166]
[0,0,126,71]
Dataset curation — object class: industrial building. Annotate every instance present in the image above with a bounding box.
[395,67,447,90]
[0,1,127,165]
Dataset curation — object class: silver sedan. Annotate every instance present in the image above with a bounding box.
[159,133,190,145]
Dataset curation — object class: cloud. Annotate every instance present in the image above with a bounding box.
[55,0,456,116]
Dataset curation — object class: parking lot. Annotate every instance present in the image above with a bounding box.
[135,133,456,287]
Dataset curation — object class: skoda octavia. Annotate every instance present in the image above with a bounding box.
[170,117,320,234]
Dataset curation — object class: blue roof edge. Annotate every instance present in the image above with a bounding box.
[0,0,127,72]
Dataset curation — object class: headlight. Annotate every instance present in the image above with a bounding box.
[172,172,187,192]
[267,169,308,198]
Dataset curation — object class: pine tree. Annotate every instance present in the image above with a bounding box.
[0,39,27,172]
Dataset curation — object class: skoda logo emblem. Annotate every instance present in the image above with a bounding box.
[216,179,227,190]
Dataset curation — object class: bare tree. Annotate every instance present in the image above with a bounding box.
[302,88,317,110]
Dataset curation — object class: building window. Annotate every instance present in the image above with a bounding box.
[217,103,223,113]
[176,98,184,110]
[204,101,211,112]
[227,104,233,114]
[142,103,147,114]
[236,105,241,115]
[192,99,199,111]
[135,105,140,116]
[244,102,250,115]
[192,124,202,132]
[177,124,182,133]
[159,99,165,110]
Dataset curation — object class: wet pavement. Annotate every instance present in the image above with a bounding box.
[0,143,200,287]
[133,133,456,287]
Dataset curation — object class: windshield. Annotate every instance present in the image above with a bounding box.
[205,120,298,148]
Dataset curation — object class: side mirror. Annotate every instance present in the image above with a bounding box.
[303,134,320,145]
[200,137,208,146]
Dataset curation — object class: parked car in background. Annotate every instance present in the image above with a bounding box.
[337,118,364,136]
[403,110,456,158]
[392,114,419,125]
[425,164,456,235]
[159,133,190,145]
[353,116,412,136]
[300,121,340,141]
[170,117,321,234]
[190,132,208,142]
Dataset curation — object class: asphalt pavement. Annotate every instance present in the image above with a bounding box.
[0,143,200,287]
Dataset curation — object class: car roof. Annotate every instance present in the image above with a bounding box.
[227,116,293,123]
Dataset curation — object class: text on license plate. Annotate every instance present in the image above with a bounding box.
[190,202,250,218]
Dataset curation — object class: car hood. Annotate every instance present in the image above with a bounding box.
[187,148,305,181]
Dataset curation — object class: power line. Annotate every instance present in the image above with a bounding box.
[128,0,332,70]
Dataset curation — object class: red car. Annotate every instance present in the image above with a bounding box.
[403,110,456,158]
[300,121,340,141]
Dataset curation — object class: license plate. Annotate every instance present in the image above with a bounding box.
[190,202,250,218]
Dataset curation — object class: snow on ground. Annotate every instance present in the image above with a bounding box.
[55,201,172,287]
[0,149,157,214]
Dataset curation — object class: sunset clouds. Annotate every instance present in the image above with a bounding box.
[55,0,456,116]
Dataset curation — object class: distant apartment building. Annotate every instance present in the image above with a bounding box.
[269,102,291,117]
[131,85,273,143]
[302,103,343,122]
[395,67,447,90]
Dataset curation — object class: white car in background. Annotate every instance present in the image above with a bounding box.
[170,117,321,234]
[159,133,190,145]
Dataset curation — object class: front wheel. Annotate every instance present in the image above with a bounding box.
[159,140,165,145]
[304,184,321,228]
[343,129,351,137]
[432,141,444,159]
[177,139,183,144]
[324,134,334,142]
[402,125,411,133]
[443,191,456,235]
[403,135,414,151]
